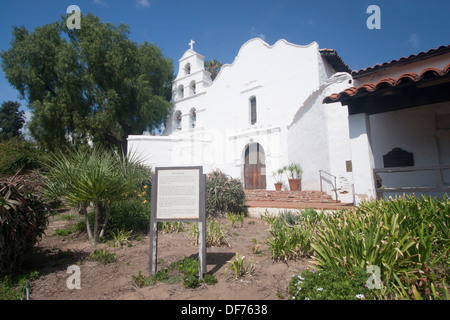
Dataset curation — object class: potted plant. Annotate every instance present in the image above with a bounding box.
[272,168,284,191]
[284,163,302,191]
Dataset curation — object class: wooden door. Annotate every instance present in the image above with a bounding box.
[244,143,266,189]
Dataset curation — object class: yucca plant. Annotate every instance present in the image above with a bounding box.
[0,174,50,275]
[41,146,148,245]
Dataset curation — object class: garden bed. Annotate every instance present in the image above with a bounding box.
[20,208,312,300]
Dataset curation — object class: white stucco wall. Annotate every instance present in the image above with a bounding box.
[287,72,354,203]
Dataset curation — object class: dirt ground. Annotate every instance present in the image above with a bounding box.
[22,208,313,300]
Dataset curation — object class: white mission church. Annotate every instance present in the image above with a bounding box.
[128,38,450,204]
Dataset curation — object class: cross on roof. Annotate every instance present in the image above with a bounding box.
[189,39,195,51]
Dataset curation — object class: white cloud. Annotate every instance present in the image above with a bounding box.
[137,0,150,8]
[407,33,420,49]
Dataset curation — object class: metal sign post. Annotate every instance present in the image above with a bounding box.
[149,166,206,279]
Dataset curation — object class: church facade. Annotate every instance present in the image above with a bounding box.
[127,38,356,203]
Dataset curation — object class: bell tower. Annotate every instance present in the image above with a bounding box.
[166,40,212,134]
[172,39,212,101]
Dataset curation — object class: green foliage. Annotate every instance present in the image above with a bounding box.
[41,146,150,244]
[288,268,377,300]
[190,218,230,247]
[266,222,313,261]
[0,139,41,175]
[311,196,449,300]
[226,212,245,228]
[132,270,155,287]
[1,14,173,153]
[88,249,116,264]
[108,229,133,247]
[0,175,50,275]
[203,274,218,285]
[206,169,246,217]
[264,209,321,261]
[0,271,38,300]
[225,252,255,280]
[109,198,150,233]
[204,59,223,81]
[271,168,285,184]
[132,256,215,289]
[283,163,302,179]
[0,101,25,141]
[158,221,183,233]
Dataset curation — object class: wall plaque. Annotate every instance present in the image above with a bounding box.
[383,148,414,168]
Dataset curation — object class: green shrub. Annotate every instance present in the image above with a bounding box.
[0,139,41,175]
[0,175,51,276]
[132,256,214,289]
[206,169,246,217]
[88,249,116,264]
[203,274,218,285]
[288,267,377,300]
[108,199,150,232]
[0,271,39,300]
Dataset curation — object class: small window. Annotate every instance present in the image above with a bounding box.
[250,97,257,125]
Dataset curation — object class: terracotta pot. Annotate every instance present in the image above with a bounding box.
[274,183,282,191]
[288,178,301,191]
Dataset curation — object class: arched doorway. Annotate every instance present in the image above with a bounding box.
[243,143,266,189]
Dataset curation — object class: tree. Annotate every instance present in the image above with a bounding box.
[1,14,174,153]
[0,101,25,140]
[204,59,223,81]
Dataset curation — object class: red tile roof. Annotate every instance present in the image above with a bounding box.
[323,62,450,104]
[352,45,450,78]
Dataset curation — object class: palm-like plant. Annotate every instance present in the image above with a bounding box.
[204,59,223,81]
[42,146,148,245]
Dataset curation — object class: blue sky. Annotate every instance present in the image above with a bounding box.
[1,0,449,116]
